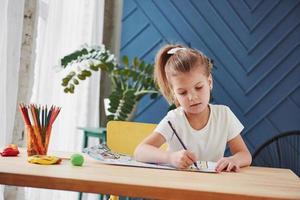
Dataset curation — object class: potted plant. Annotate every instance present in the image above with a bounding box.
[60,44,159,121]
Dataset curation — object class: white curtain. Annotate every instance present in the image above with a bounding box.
[26,0,105,199]
[0,0,25,200]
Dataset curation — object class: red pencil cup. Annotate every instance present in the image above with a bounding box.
[26,125,52,156]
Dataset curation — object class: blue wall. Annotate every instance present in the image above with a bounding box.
[120,0,300,153]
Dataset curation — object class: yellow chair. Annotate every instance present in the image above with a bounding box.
[107,121,160,155]
[106,121,166,200]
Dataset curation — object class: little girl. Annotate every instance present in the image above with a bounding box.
[134,44,252,172]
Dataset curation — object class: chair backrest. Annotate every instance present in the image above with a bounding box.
[106,121,166,156]
[252,130,300,177]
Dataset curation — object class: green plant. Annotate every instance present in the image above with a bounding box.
[60,45,159,121]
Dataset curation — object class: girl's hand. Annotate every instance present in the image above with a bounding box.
[169,150,197,169]
[215,157,240,172]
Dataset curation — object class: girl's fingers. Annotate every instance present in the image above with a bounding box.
[186,151,198,162]
[215,157,241,173]
[227,163,233,172]
[175,150,199,169]
[178,158,189,169]
[216,160,228,172]
[180,160,190,169]
[183,158,193,169]
[227,163,240,172]
[233,165,240,172]
[215,158,226,170]
[186,156,195,165]
[216,158,225,168]
[185,161,190,169]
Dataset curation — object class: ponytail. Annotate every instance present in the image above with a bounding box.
[154,44,182,104]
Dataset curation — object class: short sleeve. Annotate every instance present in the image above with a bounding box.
[154,113,174,142]
[225,107,244,141]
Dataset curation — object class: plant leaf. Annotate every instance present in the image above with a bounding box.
[122,55,129,67]
[133,57,139,67]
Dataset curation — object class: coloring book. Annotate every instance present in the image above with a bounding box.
[83,144,217,173]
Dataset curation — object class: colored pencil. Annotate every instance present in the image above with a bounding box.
[19,103,61,155]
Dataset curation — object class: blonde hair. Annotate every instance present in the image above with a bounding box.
[154,44,213,105]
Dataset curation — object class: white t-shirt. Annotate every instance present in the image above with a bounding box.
[155,104,244,162]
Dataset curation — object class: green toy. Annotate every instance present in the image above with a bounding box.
[70,153,84,166]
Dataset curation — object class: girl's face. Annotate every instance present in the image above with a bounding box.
[168,66,212,116]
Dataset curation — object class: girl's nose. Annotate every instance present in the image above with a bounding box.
[188,91,197,101]
[188,94,193,101]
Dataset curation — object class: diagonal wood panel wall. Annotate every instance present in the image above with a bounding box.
[120,0,300,153]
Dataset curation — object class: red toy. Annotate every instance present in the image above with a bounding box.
[0,144,20,157]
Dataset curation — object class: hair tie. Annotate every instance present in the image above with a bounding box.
[167,47,186,55]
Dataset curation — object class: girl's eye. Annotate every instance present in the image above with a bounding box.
[178,91,187,96]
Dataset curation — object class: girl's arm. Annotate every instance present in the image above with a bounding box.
[215,134,252,172]
[134,132,197,169]
[134,132,169,163]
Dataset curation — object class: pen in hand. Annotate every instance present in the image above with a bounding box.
[167,121,199,169]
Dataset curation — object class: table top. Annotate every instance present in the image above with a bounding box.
[0,148,300,200]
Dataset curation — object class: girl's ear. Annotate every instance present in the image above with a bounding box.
[208,74,213,90]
